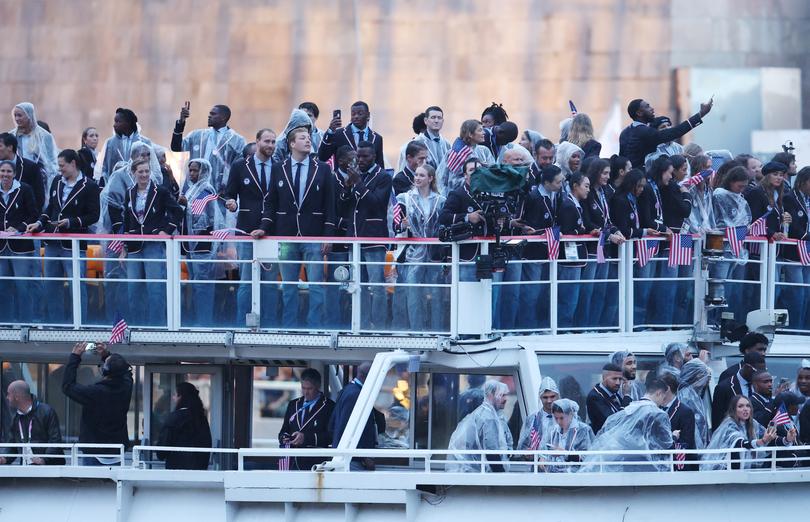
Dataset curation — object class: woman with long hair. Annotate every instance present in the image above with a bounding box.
[157,382,213,470]
[566,113,602,159]
[557,173,591,330]
[607,154,631,198]
[78,127,99,180]
[436,119,495,196]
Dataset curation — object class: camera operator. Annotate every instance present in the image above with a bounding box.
[62,342,133,465]
[439,158,486,281]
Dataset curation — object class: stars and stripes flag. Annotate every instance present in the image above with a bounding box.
[568,100,578,116]
[748,209,771,237]
[596,228,610,264]
[668,234,694,267]
[680,168,714,189]
[545,226,561,261]
[212,228,246,241]
[191,193,219,215]
[445,137,473,173]
[635,239,659,267]
[725,226,748,257]
[107,239,124,255]
[797,240,810,266]
[674,442,686,470]
[109,313,127,344]
[771,404,792,428]
[392,202,405,233]
[529,425,541,451]
[277,443,291,471]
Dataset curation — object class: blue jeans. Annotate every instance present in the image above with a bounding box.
[236,242,280,327]
[406,263,446,331]
[780,263,810,330]
[651,256,678,326]
[325,250,350,329]
[0,247,36,323]
[633,261,654,328]
[577,258,597,328]
[517,261,548,330]
[185,250,215,326]
[675,264,695,326]
[492,261,522,330]
[102,241,128,324]
[557,265,581,329]
[599,262,619,327]
[359,247,387,329]
[43,244,87,325]
[126,242,167,326]
[279,242,325,328]
[390,263,410,330]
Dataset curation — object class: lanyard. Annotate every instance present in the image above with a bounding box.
[596,187,609,223]
[649,180,663,220]
[18,417,32,442]
[628,195,640,228]
[568,194,584,231]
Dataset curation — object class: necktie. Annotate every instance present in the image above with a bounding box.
[259,162,267,193]
[294,163,302,204]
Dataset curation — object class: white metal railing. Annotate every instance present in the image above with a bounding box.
[0,443,126,466]
[0,233,804,336]
[3,443,808,475]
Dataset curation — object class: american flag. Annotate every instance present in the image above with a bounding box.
[771,404,792,427]
[568,100,578,116]
[748,210,771,237]
[668,234,694,267]
[529,425,541,451]
[277,443,291,471]
[212,228,245,241]
[109,314,127,344]
[596,228,609,264]
[680,169,714,189]
[107,239,124,255]
[725,226,748,257]
[392,202,405,233]
[191,193,218,215]
[797,240,810,266]
[636,239,659,267]
[445,137,473,173]
[545,226,561,261]
[674,442,686,470]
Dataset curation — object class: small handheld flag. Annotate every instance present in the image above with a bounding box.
[668,234,694,267]
[797,240,810,266]
[596,228,610,264]
[445,137,473,173]
[212,228,246,241]
[392,202,406,233]
[529,425,541,451]
[747,210,771,237]
[771,404,792,428]
[680,169,714,189]
[636,239,659,267]
[107,240,124,255]
[191,193,219,215]
[725,226,747,257]
[568,100,578,116]
[109,314,128,344]
[545,226,561,261]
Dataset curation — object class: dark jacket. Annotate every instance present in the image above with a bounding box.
[637,181,668,234]
[581,139,602,159]
[4,400,63,465]
[522,186,561,260]
[666,398,696,451]
[319,127,385,169]
[717,362,741,384]
[750,392,775,427]
[585,186,618,256]
[0,181,38,253]
[329,381,376,450]
[660,180,692,233]
[38,174,101,250]
[711,373,745,430]
[62,353,133,452]
[113,182,182,254]
[609,192,645,240]
[157,408,212,470]
[438,184,486,262]
[278,394,335,471]
[339,165,392,240]
[782,189,809,262]
[77,146,97,181]
[800,403,810,446]
[557,194,590,266]
[586,384,631,434]
[744,185,784,238]
[14,154,45,211]
[392,167,415,196]
[224,156,271,233]
[260,157,336,237]
[619,114,703,168]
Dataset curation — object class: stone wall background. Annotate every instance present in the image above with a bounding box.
[1,0,808,166]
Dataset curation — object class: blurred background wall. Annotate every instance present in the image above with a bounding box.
[1,0,808,167]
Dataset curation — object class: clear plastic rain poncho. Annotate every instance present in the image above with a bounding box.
[97,141,163,233]
[517,377,559,451]
[9,102,59,184]
[700,417,766,470]
[609,351,645,401]
[395,188,445,263]
[181,158,216,240]
[712,187,752,262]
[658,342,687,378]
[446,382,511,472]
[579,399,673,472]
[272,108,314,164]
[539,399,594,473]
[677,359,712,448]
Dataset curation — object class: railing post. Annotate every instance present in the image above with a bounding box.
[167,239,181,330]
[450,242,459,338]
[765,240,777,310]
[549,253,558,335]
[693,237,703,327]
[624,241,634,332]
[251,238,261,322]
[71,239,81,329]
[351,242,362,333]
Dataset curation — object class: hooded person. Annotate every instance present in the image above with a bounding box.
[9,102,59,189]
[555,141,584,193]
[96,108,153,184]
[100,141,163,234]
[559,117,573,143]
[658,342,687,378]
[179,158,217,325]
[580,378,674,472]
[446,380,511,472]
[539,398,594,472]
[272,108,315,164]
[517,377,560,452]
[521,130,545,155]
[609,350,645,401]
[677,359,712,449]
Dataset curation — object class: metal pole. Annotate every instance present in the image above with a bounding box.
[71,239,81,329]
[351,242,361,333]
[450,242,459,337]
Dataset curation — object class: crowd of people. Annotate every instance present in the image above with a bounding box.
[2,96,808,332]
[448,332,810,472]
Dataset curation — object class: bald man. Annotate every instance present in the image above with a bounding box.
[0,380,62,465]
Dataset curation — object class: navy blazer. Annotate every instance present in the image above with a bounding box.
[339,165,392,240]
[586,384,631,434]
[260,157,336,237]
[38,175,101,250]
[0,181,38,253]
[619,114,703,168]
[783,189,809,262]
[224,156,271,233]
[318,127,385,169]
[609,192,645,240]
[667,398,696,451]
[14,155,45,211]
[115,182,182,254]
[438,183,486,262]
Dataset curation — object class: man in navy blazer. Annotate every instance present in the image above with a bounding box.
[318,101,384,169]
[257,127,336,328]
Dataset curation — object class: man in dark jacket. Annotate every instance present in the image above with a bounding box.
[62,342,133,464]
[660,373,696,470]
[717,332,769,383]
[586,363,631,434]
[711,351,766,429]
[0,380,62,465]
[329,362,376,470]
[278,368,335,471]
[619,97,713,168]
